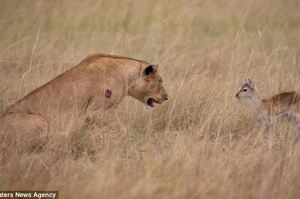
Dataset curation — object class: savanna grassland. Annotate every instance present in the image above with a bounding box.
[1,0,300,198]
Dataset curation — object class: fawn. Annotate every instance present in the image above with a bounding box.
[235,79,300,134]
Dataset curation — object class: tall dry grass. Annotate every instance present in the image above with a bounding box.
[0,0,300,198]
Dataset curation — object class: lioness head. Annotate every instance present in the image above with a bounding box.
[129,64,168,108]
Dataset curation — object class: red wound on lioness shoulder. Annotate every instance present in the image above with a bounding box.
[105,89,112,98]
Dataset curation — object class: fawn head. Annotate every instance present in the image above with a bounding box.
[236,78,256,100]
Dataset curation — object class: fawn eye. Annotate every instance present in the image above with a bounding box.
[243,88,247,92]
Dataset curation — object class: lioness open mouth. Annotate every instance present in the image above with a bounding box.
[147,98,159,107]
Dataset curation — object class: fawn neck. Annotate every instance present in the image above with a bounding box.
[248,91,269,120]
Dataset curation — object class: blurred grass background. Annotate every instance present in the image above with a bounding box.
[0,0,300,198]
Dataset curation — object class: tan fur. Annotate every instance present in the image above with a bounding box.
[0,54,168,152]
[236,79,300,134]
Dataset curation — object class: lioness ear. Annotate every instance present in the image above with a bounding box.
[144,64,158,76]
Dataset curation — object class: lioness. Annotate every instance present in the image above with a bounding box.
[0,54,168,152]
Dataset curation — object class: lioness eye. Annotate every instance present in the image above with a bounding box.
[243,88,247,92]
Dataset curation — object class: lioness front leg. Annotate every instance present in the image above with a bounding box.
[80,110,128,155]
[103,111,128,146]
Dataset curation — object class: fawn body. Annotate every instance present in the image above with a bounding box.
[236,79,300,134]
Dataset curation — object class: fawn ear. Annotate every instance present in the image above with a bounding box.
[243,78,251,83]
[144,64,158,76]
[246,78,255,89]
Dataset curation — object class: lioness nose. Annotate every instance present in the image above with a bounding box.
[164,95,168,100]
